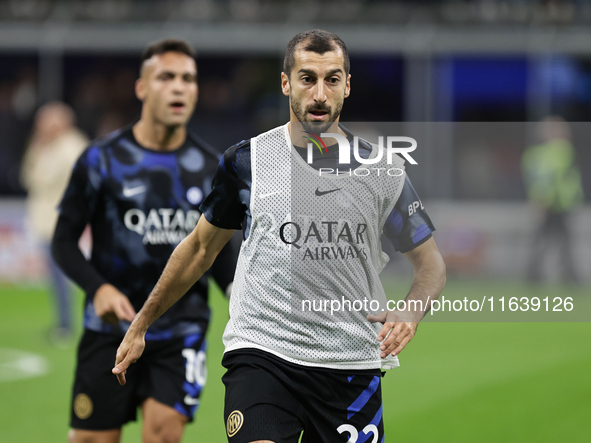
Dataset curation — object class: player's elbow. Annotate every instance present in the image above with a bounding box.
[187,237,218,274]
[195,246,217,271]
[50,215,78,266]
[431,250,447,284]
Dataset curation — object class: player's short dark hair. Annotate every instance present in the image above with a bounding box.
[283,29,350,78]
[140,39,196,69]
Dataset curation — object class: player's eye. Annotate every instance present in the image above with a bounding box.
[301,76,313,84]
[327,77,339,85]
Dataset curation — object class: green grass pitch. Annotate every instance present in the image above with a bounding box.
[0,280,589,442]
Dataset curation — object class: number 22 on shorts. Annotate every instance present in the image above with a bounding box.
[337,423,379,443]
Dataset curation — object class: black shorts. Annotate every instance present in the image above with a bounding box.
[222,349,384,443]
[70,329,207,430]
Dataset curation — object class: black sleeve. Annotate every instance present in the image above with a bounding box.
[200,143,249,230]
[383,175,435,253]
[51,149,107,298]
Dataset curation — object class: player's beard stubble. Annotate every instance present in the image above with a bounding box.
[290,93,344,135]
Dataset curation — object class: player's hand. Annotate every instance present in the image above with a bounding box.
[112,329,145,385]
[93,284,136,324]
[367,310,418,359]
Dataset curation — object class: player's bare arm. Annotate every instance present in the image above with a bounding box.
[368,237,446,358]
[112,215,235,385]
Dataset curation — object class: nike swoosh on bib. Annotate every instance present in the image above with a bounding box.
[315,187,341,196]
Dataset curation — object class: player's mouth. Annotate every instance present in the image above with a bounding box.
[307,109,329,121]
[169,101,186,113]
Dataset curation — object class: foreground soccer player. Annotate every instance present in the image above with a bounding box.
[113,30,446,443]
[52,39,236,443]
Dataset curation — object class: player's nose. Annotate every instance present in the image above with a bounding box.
[171,76,186,93]
[313,81,327,103]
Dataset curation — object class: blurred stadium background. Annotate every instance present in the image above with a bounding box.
[0,1,589,442]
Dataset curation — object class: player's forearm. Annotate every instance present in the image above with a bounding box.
[51,216,107,297]
[404,244,446,321]
[128,233,216,334]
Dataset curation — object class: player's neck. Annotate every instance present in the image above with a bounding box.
[133,120,186,151]
[287,119,345,149]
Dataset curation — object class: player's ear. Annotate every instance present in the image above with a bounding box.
[135,78,146,101]
[281,72,290,97]
[344,74,351,98]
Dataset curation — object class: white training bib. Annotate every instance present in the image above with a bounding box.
[223,124,405,370]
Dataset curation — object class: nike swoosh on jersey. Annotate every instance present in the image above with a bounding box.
[122,186,146,197]
[259,191,281,199]
[184,395,200,406]
[315,187,341,196]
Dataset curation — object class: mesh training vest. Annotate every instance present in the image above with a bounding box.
[223,124,406,370]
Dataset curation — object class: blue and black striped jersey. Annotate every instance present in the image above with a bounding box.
[53,125,236,339]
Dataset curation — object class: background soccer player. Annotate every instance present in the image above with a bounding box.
[113,30,446,443]
[52,39,236,443]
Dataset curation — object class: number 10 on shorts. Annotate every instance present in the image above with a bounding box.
[182,348,207,386]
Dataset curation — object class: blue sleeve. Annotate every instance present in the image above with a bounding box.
[200,141,250,230]
[383,175,435,253]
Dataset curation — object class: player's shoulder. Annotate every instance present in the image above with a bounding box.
[223,138,252,162]
[363,138,406,168]
[90,125,132,150]
[76,125,133,166]
[254,123,286,139]
[355,136,374,157]
[80,125,129,156]
[214,139,252,179]
[341,124,400,164]
[223,123,287,160]
[344,125,408,168]
[220,123,286,170]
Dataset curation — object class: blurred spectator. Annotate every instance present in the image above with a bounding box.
[11,66,38,120]
[521,116,584,283]
[20,102,88,344]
